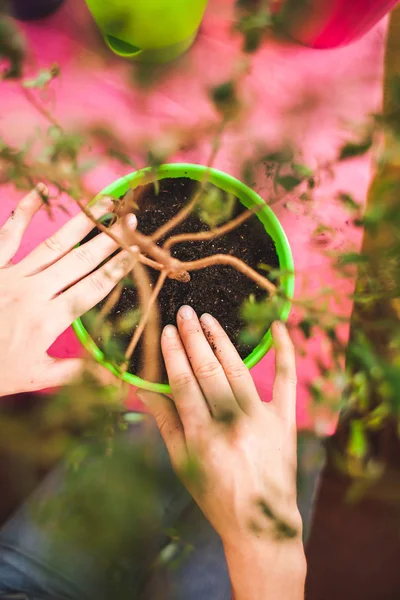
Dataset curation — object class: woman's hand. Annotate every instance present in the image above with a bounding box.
[140,307,306,599]
[0,185,138,396]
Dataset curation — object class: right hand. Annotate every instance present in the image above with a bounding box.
[139,307,302,545]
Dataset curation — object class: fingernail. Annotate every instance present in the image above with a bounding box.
[200,313,214,327]
[163,324,177,338]
[36,182,48,197]
[126,213,137,229]
[179,305,194,320]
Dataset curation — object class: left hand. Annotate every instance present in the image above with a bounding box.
[0,185,138,396]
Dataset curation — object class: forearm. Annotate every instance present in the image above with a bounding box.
[223,533,306,600]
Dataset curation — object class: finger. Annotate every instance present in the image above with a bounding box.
[199,313,260,416]
[41,357,87,388]
[177,306,240,421]
[0,184,47,267]
[38,357,119,390]
[138,390,187,470]
[37,214,137,296]
[51,246,138,334]
[271,321,297,423]
[161,324,211,435]
[17,196,114,275]
[21,357,87,393]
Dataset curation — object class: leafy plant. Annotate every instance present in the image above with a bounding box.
[1,3,400,596]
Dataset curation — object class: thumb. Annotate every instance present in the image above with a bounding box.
[138,390,187,468]
[43,357,118,389]
[41,357,86,389]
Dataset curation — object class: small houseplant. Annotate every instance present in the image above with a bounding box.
[73,163,294,392]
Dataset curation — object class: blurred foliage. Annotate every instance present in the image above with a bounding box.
[0,9,26,78]
[240,291,287,345]
[234,0,272,53]
[1,4,400,594]
[210,80,241,120]
[33,423,191,599]
[22,64,60,88]
[197,185,236,228]
[338,132,373,161]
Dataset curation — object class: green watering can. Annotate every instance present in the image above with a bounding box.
[85,0,209,63]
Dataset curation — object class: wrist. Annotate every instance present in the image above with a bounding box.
[222,518,306,600]
[223,532,306,576]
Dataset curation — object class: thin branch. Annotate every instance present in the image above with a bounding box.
[99,281,124,319]
[127,262,162,384]
[150,180,203,243]
[124,269,167,366]
[72,196,167,274]
[78,197,275,297]
[139,254,165,271]
[151,119,228,243]
[129,230,190,282]
[21,86,62,130]
[163,208,258,250]
[180,254,277,295]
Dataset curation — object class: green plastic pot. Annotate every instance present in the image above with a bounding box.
[85,0,209,63]
[72,163,295,393]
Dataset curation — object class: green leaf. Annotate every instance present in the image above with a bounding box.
[348,420,368,459]
[240,294,285,346]
[197,186,236,228]
[108,148,136,167]
[146,150,165,169]
[235,3,271,53]
[242,159,255,186]
[22,64,60,89]
[275,174,302,191]
[339,252,369,266]
[117,309,140,333]
[292,163,313,179]
[337,192,360,211]
[264,148,294,164]
[299,319,313,339]
[339,136,373,160]
[365,404,389,430]
[210,81,240,118]
[50,132,84,162]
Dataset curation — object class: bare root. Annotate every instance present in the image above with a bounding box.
[179,254,277,295]
[124,269,167,382]
[125,263,162,384]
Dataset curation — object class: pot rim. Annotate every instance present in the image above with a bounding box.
[72,162,295,393]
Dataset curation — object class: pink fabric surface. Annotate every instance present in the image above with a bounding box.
[0,0,387,431]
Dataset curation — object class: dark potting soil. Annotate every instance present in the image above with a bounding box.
[81,177,279,384]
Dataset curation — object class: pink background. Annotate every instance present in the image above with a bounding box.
[0,0,388,431]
